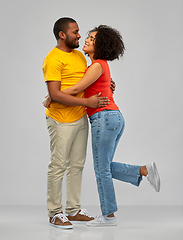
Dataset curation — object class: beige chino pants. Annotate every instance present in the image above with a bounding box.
[46,114,88,217]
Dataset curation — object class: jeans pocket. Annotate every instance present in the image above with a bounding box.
[89,113,99,126]
[105,112,121,131]
[90,119,98,129]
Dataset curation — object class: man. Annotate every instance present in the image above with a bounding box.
[42,17,109,229]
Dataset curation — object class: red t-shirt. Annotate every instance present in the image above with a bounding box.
[85,59,119,117]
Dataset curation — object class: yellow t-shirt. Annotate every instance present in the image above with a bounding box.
[42,47,87,123]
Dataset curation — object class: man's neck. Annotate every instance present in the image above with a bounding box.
[56,44,73,53]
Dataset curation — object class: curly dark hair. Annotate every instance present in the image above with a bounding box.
[88,25,125,61]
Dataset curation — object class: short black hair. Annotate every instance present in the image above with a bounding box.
[88,25,125,61]
[53,17,76,40]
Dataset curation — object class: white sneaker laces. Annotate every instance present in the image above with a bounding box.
[95,215,103,223]
[79,209,92,218]
[51,213,69,224]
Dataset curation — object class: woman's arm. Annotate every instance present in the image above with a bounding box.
[62,62,103,95]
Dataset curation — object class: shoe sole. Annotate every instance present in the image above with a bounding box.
[70,221,89,224]
[49,222,73,229]
[86,223,117,227]
[152,162,160,192]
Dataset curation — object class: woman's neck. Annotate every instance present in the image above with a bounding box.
[89,53,95,63]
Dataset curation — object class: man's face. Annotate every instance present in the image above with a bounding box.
[64,22,81,49]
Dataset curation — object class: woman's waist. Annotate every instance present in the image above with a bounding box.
[89,109,122,121]
[87,104,119,118]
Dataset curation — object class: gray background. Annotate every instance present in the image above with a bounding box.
[0,0,182,208]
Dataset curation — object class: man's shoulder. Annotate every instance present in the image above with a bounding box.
[43,49,64,74]
[43,48,86,67]
[43,47,65,66]
[43,48,54,62]
[44,47,60,59]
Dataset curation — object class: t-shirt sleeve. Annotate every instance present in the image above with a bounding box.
[42,56,64,82]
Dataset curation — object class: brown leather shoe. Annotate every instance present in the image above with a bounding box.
[67,209,94,223]
[49,213,73,229]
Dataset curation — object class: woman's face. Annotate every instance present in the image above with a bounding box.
[82,31,97,55]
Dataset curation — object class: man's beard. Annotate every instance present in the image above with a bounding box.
[65,35,79,49]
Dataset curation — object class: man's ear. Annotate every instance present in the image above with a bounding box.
[59,31,66,40]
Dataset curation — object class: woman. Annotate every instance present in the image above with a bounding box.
[45,25,160,227]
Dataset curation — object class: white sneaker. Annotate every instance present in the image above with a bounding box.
[86,215,117,227]
[146,162,160,192]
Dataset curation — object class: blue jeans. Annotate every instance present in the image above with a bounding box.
[89,110,142,216]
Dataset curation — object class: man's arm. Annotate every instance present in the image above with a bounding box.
[110,79,116,93]
[46,81,109,108]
